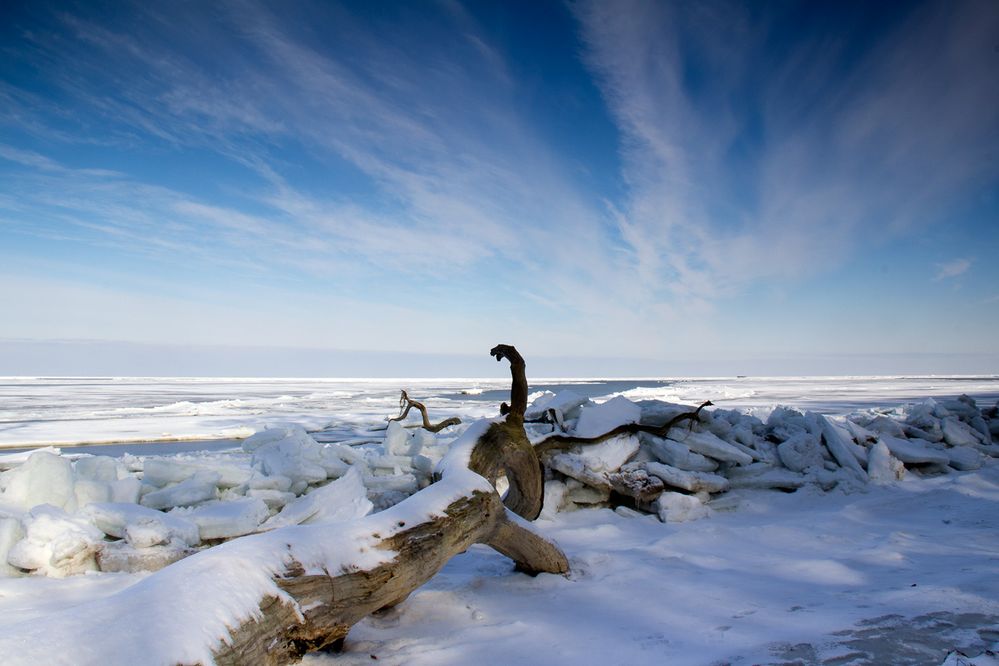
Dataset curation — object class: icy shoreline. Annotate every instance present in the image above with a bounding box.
[0,380,997,665]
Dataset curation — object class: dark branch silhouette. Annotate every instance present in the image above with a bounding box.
[533,401,714,456]
[389,390,462,432]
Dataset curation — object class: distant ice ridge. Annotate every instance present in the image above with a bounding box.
[3,375,997,448]
[0,377,511,447]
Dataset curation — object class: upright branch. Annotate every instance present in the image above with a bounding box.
[490,344,527,424]
[534,400,714,456]
[389,389,461,432]
[464,344,543,520]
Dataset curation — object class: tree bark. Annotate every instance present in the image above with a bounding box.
[213,485,567,665]
[462,344,544,520]
[209,345,565,664]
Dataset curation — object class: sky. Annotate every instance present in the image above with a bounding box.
[0,0,997,377]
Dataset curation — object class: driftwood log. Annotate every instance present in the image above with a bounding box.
[213,345,567,663]
[214,483,568,664]
[389,389,461,432]
[463,344,544,520]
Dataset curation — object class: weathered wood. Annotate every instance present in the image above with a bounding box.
[464,344,544,520]
[208,344,566,664]
[467,419,543,520]
[389,389,461,432]
[534,400,714,456]
[214,487,567,665]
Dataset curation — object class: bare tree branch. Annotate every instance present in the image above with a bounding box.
[389,389,461,432]
[534,400,714,456]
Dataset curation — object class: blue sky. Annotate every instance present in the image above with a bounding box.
[1,0,997,376]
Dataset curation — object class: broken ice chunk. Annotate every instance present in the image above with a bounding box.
[110,477,142,504]
[260,467,372,530]
[73,479,111,509]
[644,462,729,494]
[866,441,905,484]
[642,433,719,472]
[877,435,950,466]
[172,498,269,540]
[74,456,122,483]
[0,516,25,576]
[573,396,641,438]
[140,471,220,510]
[249,427,328,486]
[0,451,77,513]
[670,430,753,465]
[82,502,199,546]
[571,434,640,472]
[97,540,196,573]
[7,505,104,577]
[143,459,250,489]
[655,492,711,523]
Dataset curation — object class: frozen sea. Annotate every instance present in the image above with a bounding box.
[2,375,998,451]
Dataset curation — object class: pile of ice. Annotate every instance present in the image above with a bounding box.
[1,392,996,580]
[0,423,449,577]
[528,391,999,523]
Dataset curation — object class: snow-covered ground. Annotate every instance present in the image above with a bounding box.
[1,376,998,665]
[309,470,999,665]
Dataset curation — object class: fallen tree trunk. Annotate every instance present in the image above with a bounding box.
[216,474,567,664]
[213,345,566,663]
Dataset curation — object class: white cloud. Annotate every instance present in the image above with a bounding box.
[934,258,972,281]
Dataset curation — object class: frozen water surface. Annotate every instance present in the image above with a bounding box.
[2,375,998,449]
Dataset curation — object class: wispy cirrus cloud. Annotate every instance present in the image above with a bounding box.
[1,2,653,354]
[573,0,999,301]
[934,258,972,281]
[2,0,997,364]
